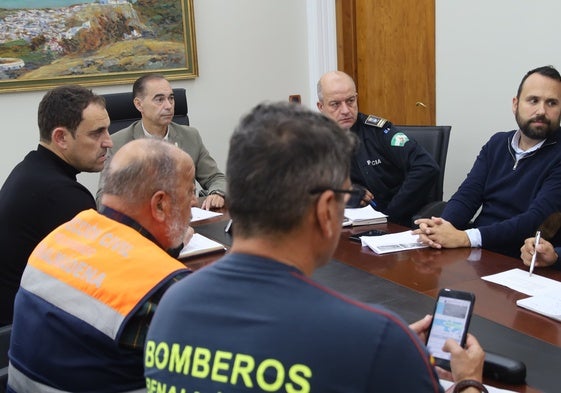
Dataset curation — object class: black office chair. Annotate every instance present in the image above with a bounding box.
[395,125,452,222]
[0,324,11,393]
[102,88,189,134]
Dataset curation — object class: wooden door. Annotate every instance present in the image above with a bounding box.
[336,0,435,125]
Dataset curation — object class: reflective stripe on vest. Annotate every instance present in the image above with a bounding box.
[8,362,147,393]
[22,209,188,339]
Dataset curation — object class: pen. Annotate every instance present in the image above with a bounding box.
[224,219,233,233]
[529,230,541,277]
[369,199,377,208]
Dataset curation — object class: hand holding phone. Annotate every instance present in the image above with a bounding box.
[426,288,475,369]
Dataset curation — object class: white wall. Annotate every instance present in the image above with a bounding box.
[0,0,313,194]
[436,0,561,199]
[3,1,561,201]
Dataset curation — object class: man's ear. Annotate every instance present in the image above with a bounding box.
[314,190,338,238]
[150,190,168,222]
[51,127,69,148]
[512,96,518,115]
[133,97,143,113]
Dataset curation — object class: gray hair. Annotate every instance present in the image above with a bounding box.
[227,102,356,237]
[102,139,180,204]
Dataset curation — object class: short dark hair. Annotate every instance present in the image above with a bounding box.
[132,73,167,99]
[38,85,105,141]
[227,102,356,237]
[516,65,561,98]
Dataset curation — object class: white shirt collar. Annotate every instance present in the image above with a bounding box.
[141,121,169,140]
[511,129,545,155]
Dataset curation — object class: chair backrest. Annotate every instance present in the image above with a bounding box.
[395,125,452,202]
[102,88,189,134]
[0,324,10,393]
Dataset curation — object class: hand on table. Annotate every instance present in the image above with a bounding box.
[201,194,225,210]
[413,217,470,249]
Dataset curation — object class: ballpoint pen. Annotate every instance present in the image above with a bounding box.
[529,230,541,277]
[224,219,233,233]
[369,199,377,209]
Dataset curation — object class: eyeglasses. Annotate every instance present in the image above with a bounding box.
[309,186,365,208]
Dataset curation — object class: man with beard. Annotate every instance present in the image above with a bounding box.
[414,65,561,258]
[7,139,194,392]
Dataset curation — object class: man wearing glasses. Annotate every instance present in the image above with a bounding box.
[145,102,486,392]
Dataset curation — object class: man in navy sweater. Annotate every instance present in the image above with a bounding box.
[415,65,561,258]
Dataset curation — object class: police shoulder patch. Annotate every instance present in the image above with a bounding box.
[364,114,387,128]
[390,132,409,147]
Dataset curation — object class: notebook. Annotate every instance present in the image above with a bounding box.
[516,291,561,322]
[178,233,227,259]
[343,205,387,226]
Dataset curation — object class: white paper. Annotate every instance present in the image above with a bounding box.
[481,268,561,296]
[360,230,427,254]
[178,233,226,258]
[191,207,223,223]
[344,205,387,221]
[516,289,561,322]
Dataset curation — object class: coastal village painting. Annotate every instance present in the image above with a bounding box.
[0,0,197,92]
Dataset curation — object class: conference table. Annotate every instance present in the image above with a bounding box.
[186,210,561,393]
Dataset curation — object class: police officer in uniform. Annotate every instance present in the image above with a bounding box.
[317,71,439,226]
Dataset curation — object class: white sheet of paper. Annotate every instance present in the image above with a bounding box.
[178,233,226,258]
[360,230,427,254]
[344,205,387,221]
[516,290,561,322]
[481,268,561,296]
[191,207,223,223]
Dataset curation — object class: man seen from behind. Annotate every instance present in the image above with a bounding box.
[144,102,485,392]
[8,139,194,392]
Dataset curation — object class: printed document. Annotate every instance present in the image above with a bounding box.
[360,230,427,254]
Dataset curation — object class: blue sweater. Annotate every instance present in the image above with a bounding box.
[442,128,561,258]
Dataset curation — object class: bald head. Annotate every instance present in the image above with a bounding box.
[317,71,358,129]
[103,138,194,202]
[100,138,196,249]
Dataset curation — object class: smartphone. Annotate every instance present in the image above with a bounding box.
[426,288,475,369]
[349,229,387,242]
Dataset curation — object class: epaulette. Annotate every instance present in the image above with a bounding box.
[364,114,388,128]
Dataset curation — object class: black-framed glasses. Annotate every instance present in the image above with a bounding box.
[309,186,365,208]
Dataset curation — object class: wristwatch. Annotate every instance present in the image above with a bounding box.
[453,380,489,393]
[209,190,225,198]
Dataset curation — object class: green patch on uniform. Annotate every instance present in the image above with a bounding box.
[391,132,409,147]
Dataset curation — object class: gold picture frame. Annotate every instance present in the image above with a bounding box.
[0,0,198,93]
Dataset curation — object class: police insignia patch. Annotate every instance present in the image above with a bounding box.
[391,132,409,147]
[364,115,387,128]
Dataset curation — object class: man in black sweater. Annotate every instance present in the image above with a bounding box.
[0,85,113,326]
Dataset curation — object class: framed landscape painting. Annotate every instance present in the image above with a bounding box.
[0,0,198,93]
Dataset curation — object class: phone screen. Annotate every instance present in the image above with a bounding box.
[426,289,475,367]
